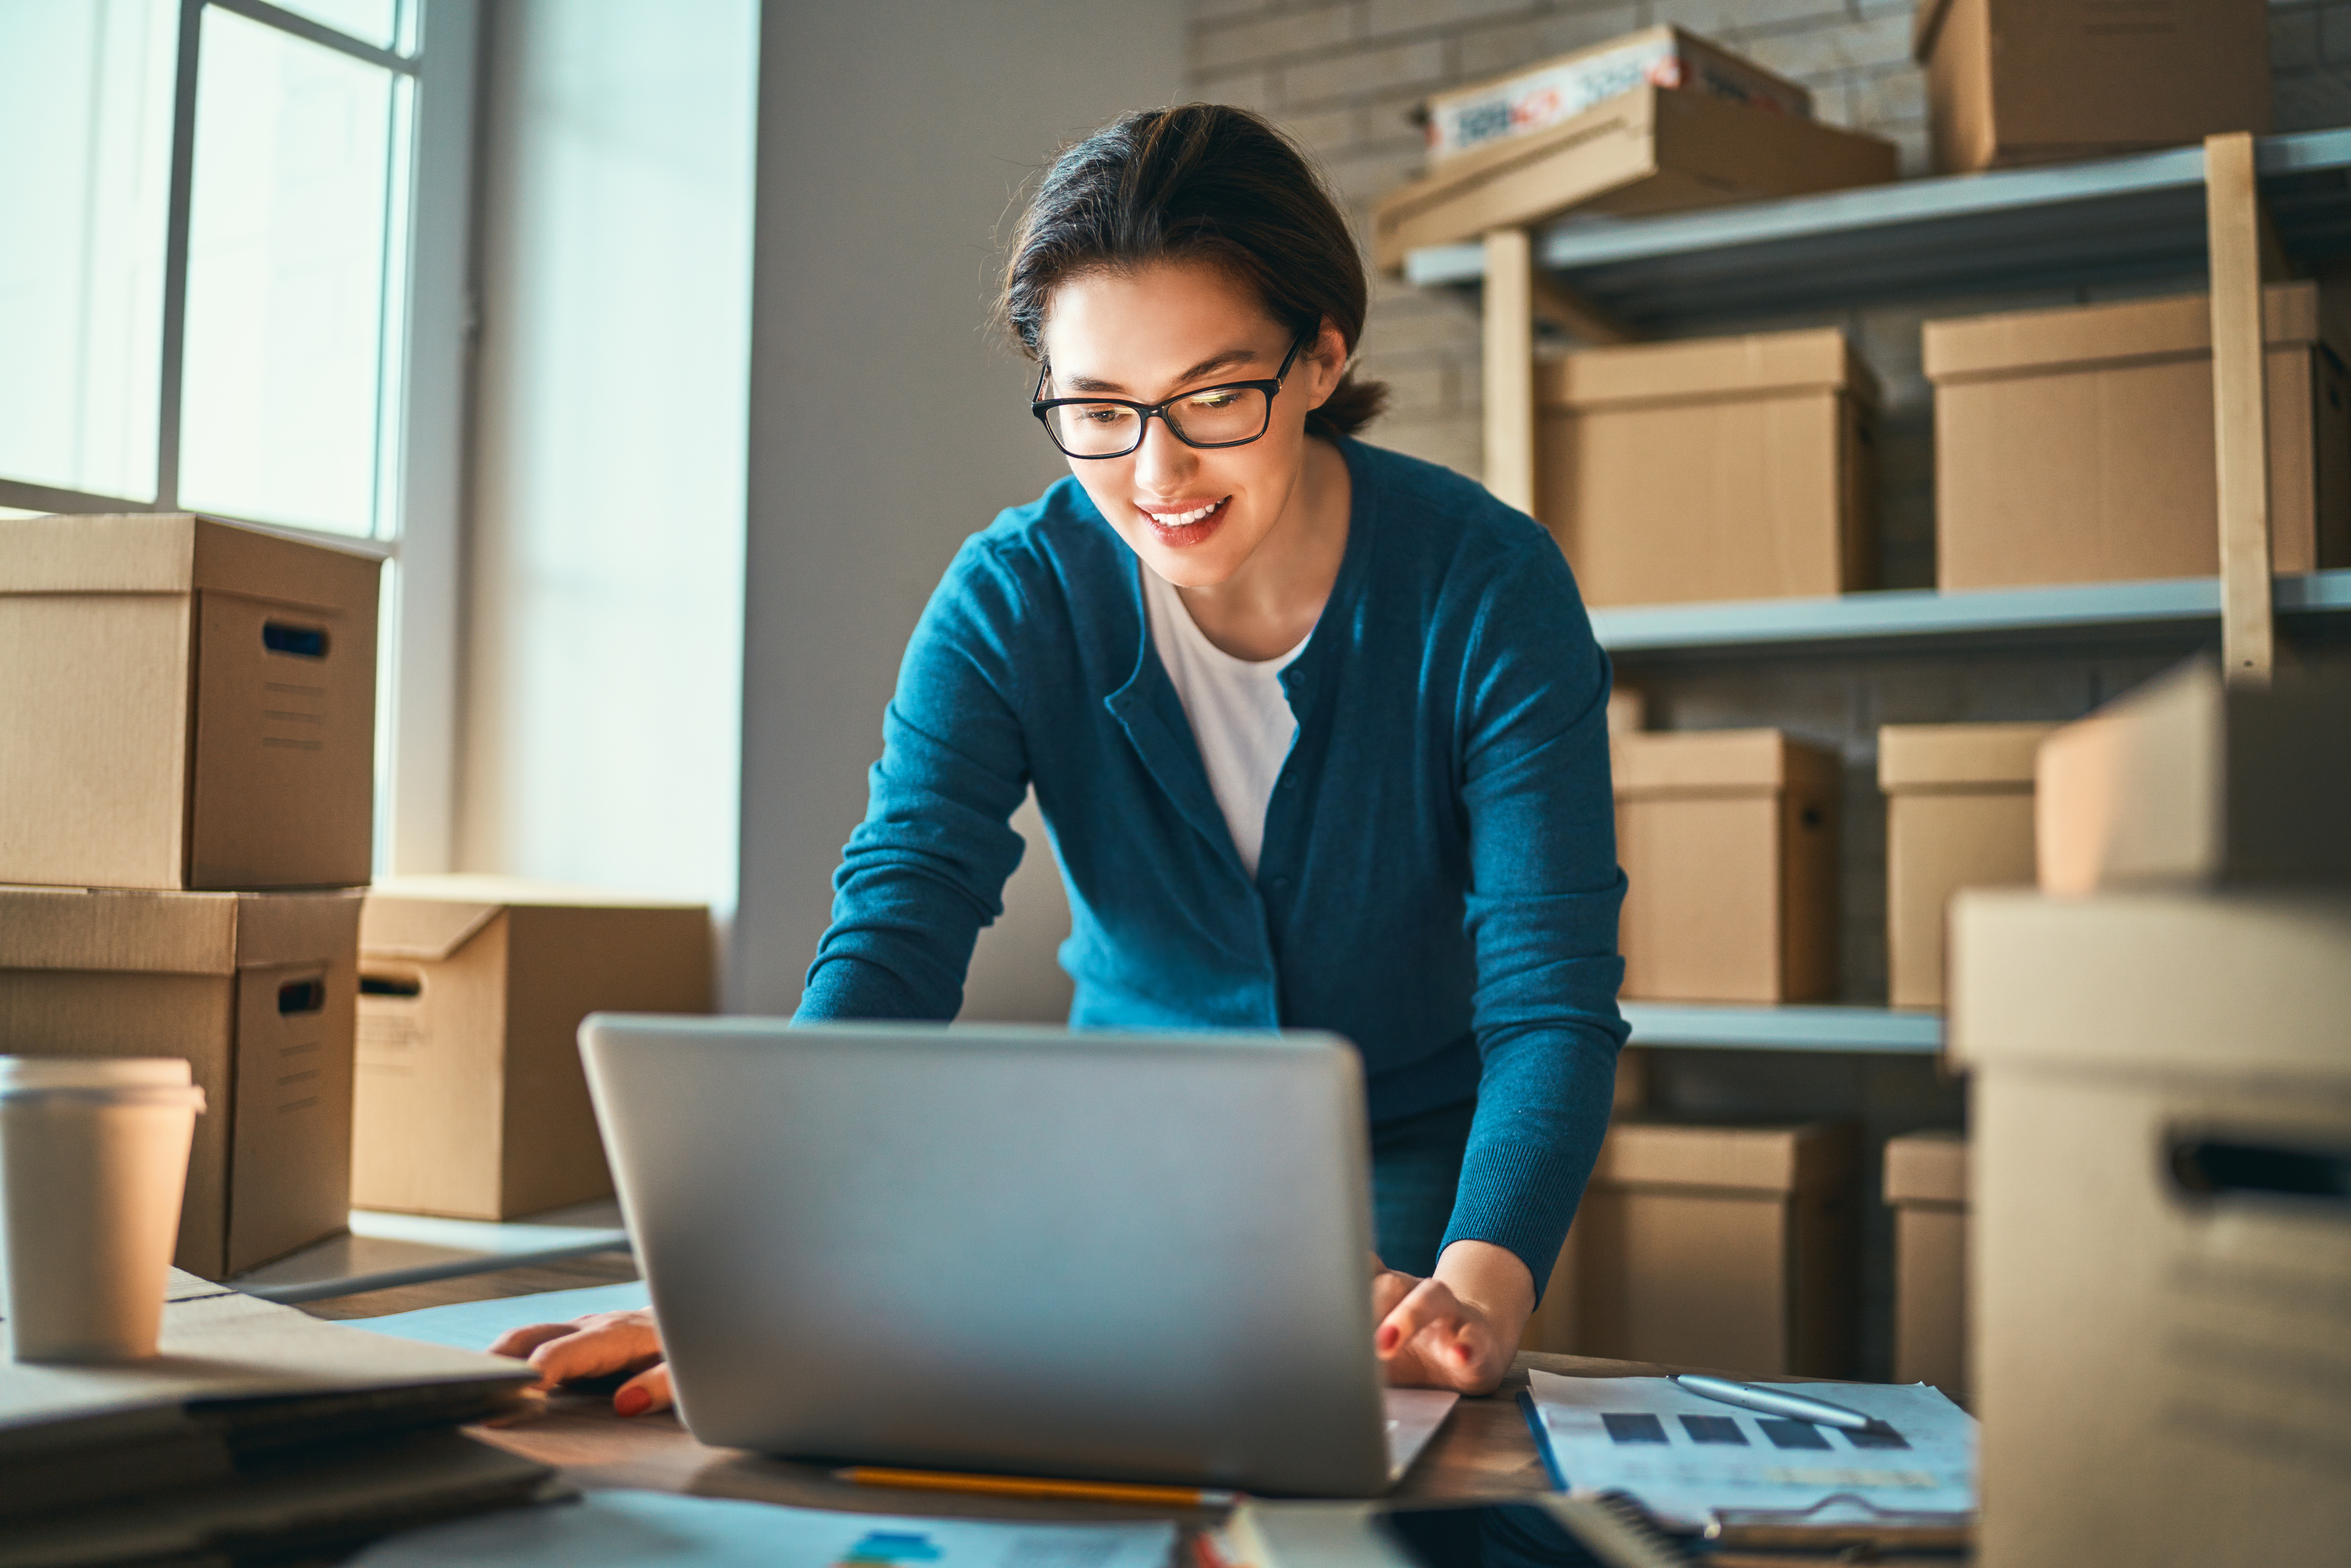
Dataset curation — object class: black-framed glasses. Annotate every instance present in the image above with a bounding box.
[1031,329,1312,459]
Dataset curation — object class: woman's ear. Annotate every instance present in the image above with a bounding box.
[1307,317,1349,409]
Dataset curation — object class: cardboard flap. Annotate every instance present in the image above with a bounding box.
[359,897,505,962]
[1924,283,2327,384]
[1594,1119,1858,1194]
[1613,729,1840,795]
[1879,722,2058,792]
[236,889,365,969]
[0,886,241,974]
[1548,327,1872,410]
[1884,1130,1969,1205]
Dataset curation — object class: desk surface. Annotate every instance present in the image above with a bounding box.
[298,1254,1709,1528]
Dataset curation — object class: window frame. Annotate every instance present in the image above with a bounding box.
[0,0,480,877]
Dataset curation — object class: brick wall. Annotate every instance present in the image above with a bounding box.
[1192,0,2351,483]
[1186,0,2351,1379]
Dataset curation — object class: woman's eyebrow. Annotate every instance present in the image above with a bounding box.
[1061,346,1264,395]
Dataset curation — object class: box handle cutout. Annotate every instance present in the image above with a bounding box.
[263,621,330,659]
[2170,1137,2351,1207]
[359,974,423,999]
[277,977,326,1015]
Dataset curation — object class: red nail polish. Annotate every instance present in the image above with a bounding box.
[614,1386,649,1416]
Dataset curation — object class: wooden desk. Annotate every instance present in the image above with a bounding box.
[299,1253,1691,1526]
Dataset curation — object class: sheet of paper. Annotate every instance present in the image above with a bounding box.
[346,1281,652,1352]
[1526,1372,1976,1532]
[350,1487,1179,1568]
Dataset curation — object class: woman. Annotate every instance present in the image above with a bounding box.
[494,104,1626,1416]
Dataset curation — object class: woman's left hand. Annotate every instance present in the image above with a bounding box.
[1371,1240,1535,1395]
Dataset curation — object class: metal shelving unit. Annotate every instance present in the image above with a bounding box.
[1621,1003,1942,1056]
[1591,568,2351,657]
[1418,129,2351,1054]
[1405,127,2351,326]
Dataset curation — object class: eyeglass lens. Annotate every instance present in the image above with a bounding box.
[1043,385,1270,457]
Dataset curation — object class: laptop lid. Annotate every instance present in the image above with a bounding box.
[580,1017,1395,1497]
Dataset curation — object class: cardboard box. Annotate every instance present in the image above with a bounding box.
[2036,659,2351,896]
[1416,25,1810,164]
[0,514,381,891]
[1370,85,1895,273]
[1879,723,2054,1009]
[1884,1130,1969,1403]
[1913,0,2271,175]
[1546,1120,1860,1377]
[1924,283,2351,591]
[0,885,362,1279]
[1949,888,2351,1565]
[1540,328,1878,606]
[1614,730,1840,1003]
[352,876,714,1219]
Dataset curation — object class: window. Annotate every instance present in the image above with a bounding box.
[0,0,420,538]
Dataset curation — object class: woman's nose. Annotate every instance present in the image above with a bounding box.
[1132,415,1196,488]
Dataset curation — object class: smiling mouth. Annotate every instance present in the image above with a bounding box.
[1137,496,1231,544]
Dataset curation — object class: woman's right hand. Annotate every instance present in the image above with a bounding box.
[488,1308,672,1416]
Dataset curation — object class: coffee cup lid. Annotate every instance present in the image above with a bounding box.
[0,1057,194,1091]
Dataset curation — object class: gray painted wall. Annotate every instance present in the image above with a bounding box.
[734,3,1184,1018]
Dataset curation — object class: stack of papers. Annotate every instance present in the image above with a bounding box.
[1525,1372,1976,1532]
[0,1271,555,1566]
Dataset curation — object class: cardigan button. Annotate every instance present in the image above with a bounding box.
[1268,875,1292,893]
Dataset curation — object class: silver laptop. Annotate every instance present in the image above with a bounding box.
[578,1016,1457,1497]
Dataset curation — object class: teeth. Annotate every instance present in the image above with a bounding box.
[1143,499,1222,527]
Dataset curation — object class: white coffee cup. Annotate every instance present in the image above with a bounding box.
[0,1057,207,1363]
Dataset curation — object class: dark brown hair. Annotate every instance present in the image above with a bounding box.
[1001,103,1387,441]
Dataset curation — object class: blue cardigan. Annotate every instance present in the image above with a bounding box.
[798,438,1627,1286]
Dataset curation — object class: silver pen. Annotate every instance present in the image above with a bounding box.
[1671,1374,1892,1434]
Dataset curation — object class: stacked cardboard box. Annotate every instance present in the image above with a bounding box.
[353,875,713,1219]
[1926,283,2351,591]
[1540,328,1879,606]
[1525,1119,1861,1377]
[1884,1130,1969,1403]
[1914,0,2271,175]
[1949,658,2351,1565]
[1613,729,1839,1004]
[0,514,382,1279]
[1880,723,2053,1010]
[1371,27,1894,271]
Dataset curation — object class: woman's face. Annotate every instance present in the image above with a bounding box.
[1037,260,1341,589]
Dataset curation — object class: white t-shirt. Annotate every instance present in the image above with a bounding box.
[1140,566,1309,877]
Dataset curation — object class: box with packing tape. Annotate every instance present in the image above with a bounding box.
[0,884,362,1280]
[1540,327,1877,606]
[1924,282,2351,592]
[1950,888,2351,1566]
[1416,25,1811,165]
[0,513,381,891]
[352,876,713,1220]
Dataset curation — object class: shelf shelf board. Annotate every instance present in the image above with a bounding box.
[1588,568,2351,656]
[1403,127,2351,324]
[1622,1002,1943,1055]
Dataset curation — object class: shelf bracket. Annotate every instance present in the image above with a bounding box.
[2204,130,2280,685]
[1482,227,1539,515]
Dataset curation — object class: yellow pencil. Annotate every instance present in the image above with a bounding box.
[834,1465,1243,1509]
